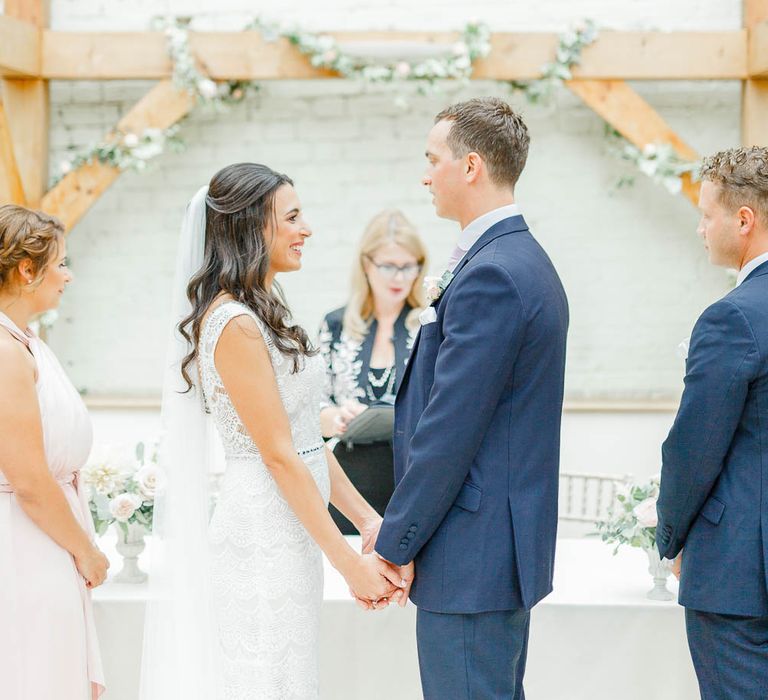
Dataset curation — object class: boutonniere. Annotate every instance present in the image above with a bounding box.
[424,270,454,303]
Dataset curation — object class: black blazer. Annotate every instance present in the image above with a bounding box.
[318,304,417,408]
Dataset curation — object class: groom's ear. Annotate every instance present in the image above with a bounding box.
[465,152,483,183]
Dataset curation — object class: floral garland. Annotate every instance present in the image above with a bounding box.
[54,126,184,184]
[156,16,260,109]
[613,139,700,196]
[250,18,491,88]
[510,20,598,103]
[53,17,696,211]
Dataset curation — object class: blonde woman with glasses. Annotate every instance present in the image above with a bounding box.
[318,210,427,534]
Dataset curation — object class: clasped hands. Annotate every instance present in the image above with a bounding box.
[347,516,414,611]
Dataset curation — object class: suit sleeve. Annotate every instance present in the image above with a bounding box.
[656,299,758,559]
[376,262,525,564]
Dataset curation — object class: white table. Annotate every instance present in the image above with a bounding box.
[93,537,699,700]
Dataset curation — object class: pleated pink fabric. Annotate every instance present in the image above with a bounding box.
[0,311,104,700]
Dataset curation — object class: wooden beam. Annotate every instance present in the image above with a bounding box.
[4,0,50,28]
[1,80,49,207]
[0,99,26,204]
[41,30,748,80]
[742,80,768,145]
[745,0,768,27]
[750,20,768,76]
[567,80,700,205]
[0,15,41,77]
[743,2,768,146]
[40,81,195,232]
[3,0,50,206]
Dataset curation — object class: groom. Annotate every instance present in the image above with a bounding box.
[372,97,569,698]
[656,147,768,699]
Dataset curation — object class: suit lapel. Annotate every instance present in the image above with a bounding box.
[443,214,529,297]
[396,214,529,402]
[393,305,411,394]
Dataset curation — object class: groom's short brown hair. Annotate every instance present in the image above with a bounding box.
[700,146,768,223]
[435,97,530,190]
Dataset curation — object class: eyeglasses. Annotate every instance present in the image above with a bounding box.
[365,256,422,280]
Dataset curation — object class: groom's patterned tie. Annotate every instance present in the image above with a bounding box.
[447,244,465,273]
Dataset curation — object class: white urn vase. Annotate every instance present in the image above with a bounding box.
[113,521,148,584]
[643,545,674,601]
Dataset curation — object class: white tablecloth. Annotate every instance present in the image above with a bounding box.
[93,537,699,700]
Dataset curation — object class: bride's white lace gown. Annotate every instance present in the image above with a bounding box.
[199,301,331,699]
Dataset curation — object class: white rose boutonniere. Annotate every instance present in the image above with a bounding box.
[424,270,454,303]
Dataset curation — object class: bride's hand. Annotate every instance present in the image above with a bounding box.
[359,515,382,555]
[343,553,404,606]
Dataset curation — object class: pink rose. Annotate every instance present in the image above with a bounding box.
[109,493,143,523]
[633,497,658,528]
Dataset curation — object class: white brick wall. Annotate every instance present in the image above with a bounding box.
[35,0,743,400]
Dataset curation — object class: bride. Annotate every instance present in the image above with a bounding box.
[140,163,412,699]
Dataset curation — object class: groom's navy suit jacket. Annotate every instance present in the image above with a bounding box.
[657,260,768,617]
[376,216,569,613]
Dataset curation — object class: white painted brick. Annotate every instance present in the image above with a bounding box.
[40,0,743,400]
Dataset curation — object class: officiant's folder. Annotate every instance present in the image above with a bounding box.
[338,402,394,447]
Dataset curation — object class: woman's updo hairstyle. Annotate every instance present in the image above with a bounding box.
[0,205,64,291]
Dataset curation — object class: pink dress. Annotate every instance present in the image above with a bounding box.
[0,312,105,700]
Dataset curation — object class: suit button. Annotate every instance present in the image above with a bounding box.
[399,544,408,550]
[407,532,415,539]
[409,525,417,532]
[400,538,409,545]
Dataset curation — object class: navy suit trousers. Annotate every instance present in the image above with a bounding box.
[686,608,768,700]
[416,608,530,700]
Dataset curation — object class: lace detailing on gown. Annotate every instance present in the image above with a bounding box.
[198,302,330,700]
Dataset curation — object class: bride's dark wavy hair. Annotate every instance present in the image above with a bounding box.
[179,162,316,392]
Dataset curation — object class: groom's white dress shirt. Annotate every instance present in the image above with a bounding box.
[736,250,768,286]
[448,203,522,273]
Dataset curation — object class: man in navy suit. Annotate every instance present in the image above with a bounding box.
[657,147,768,700]
[369,97,569,698]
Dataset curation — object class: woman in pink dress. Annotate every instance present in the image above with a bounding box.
[0,205,109,700]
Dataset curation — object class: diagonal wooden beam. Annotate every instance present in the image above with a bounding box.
[0,99,26,204]
[41,30,748,81]
[0,15,41,77]
[566,80,700,205]
[40,80,195,232]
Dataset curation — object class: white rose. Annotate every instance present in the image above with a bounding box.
[394,61,411,78]
[196,78,219,100]
[135,465,162,501]
[60,160,72,175]
[123,132,140,148]
[321,49,338,64]
[109,493,143,523]
[423,276,441,302]
[633,497,658,528]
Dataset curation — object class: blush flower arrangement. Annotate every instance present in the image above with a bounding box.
[595,475,660,553]
[81,440,163,537]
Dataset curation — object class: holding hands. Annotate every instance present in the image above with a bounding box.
[346,515,414,611]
